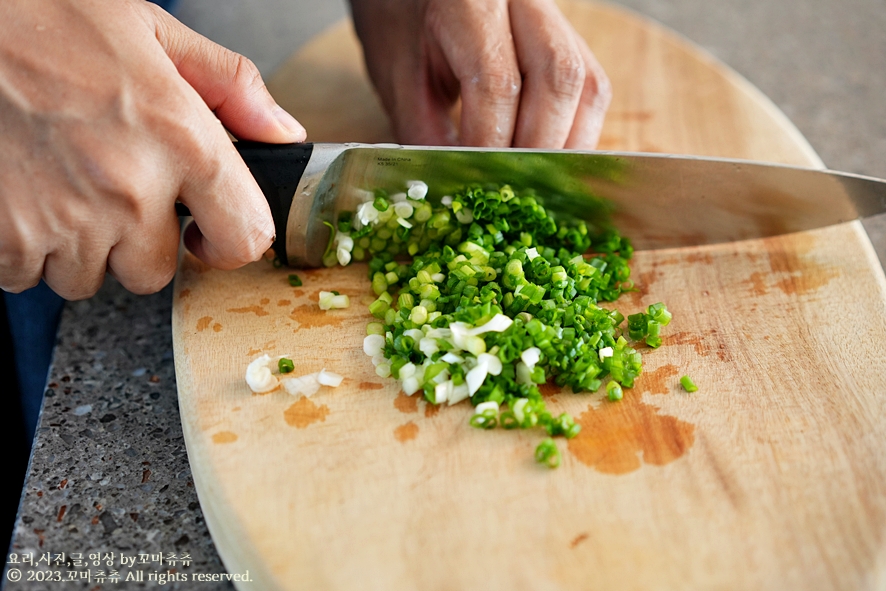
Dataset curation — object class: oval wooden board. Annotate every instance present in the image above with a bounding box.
[173,1,886,589]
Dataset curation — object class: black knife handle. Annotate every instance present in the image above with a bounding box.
[175,141,315,266]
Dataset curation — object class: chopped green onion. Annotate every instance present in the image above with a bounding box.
[606,380,623,401]
[680,375,698,393]
[332,180,674,468]
[278,357,295,374]
[319,291,350,310]
[535,438,560,468]
[373,195,390,211]
[287,274,302,287]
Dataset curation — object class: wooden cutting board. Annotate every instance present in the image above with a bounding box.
[172,1,886,589]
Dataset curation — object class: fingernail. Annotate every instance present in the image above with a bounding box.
[274,107,307,140]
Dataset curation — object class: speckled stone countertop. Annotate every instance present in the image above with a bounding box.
[6,0,886,589]
[7,284,231,590]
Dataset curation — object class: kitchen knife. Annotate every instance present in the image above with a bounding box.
[189,141,886,267]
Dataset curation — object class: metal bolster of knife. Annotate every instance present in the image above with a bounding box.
[235,141,315,266]
[283,143,352,267]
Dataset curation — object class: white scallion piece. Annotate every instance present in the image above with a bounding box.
[402,376,420,396]
[441,195,453,207]
[418,337,439,357]
[434,380,451,404]
[335,233,354,250]
[475,401,499,415]
[521,347,541,369]
[393,201,414,218]
[525,247,540,260]
[396,217,413,229]
[465,364,488,396]
[319,291,350,310]
[448,383,470,405]
[399,362,417,379]
[406,180,429,200]
[317,369,344,387]
[477,352,503,375]
[403,328,424,344]
[357,201,379,225]
[282,373,321,397]
[364,334,386,357]
[449,314,513,350]
[441,352,464,364]
[391,192,408,203]
[454,208,474,224]
[598,346,614,361]
[336,247,352,266]
[245,354,278,393]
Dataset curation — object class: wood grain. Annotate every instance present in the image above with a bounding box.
[174,1,886,589]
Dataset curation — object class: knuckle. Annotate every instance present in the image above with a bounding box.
[56,281,101,302]
[583,59,613,108]
[230,53,265,94]
[123,261,176,295]
[0,276,41,295]
[0,228,42,293]
[545,49,586,100]
[472,65,522,103]
[237,218,275,263]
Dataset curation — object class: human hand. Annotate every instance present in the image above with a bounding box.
[349,0,611,149]
[0,0,305,300]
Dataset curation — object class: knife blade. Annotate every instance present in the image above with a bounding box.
[224,141,886,267]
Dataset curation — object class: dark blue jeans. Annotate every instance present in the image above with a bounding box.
[3,282,65,444]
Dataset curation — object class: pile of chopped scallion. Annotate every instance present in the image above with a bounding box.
[327,180,671,468]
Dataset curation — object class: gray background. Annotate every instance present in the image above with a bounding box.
[177,0,886,179]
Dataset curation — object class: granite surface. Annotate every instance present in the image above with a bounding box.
[6,284,231,590]
[6,0,886,589]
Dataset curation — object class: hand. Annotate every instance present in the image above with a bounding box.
[349,0,611,149]
[0,0,306,300]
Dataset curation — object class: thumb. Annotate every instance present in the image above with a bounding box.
[150,6,306,143]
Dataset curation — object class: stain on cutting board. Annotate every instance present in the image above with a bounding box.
[196,316,213,332]
[394,421,419,442]
[394,393,419,414]
[635,364,680,395]
[288,304,349,329]
[212,431,239,444]
[739,233,841,298]
[227,305,269,317]
[567,391,695,474]
[284,397,330,428]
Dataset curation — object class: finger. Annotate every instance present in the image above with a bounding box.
[509,0,586,148]
[106,208,182,295]
[428,1,522,147]
[387,45,460,146]
[43,228,111,301]
[0,234,43,295]
[177,135,275,270]
[144,6,276,269]
[0,197,46,293]
[564,33,612,150]
[148,4,306,143]
[43,239,108,300]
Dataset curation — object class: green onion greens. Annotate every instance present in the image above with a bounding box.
[331,181,672,466]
